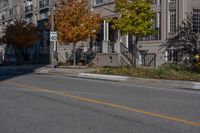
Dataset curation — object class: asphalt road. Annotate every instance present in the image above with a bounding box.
[0,69,200,133]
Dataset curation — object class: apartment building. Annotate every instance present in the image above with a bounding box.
[0,0,23,33]
[0,0,95,64]
[0,0,24,63]
[91,0,200,66]
[24,0,52,64]
[0,0,52,64]
[0,0,51,28]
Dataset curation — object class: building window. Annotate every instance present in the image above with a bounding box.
[39,0,49,8]
[95,0,103,5]
[9,9,13,16]
[167,50,178,62]
[152,0,160,5]
[26,16,32,23]
[39,12,48,19]
[169,10,176,32]
[2,15,5,20]
[139,12,161,41]
[193,9,200,33]
[0,0,8,8]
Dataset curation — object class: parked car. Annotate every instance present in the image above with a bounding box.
[4,54,16,65]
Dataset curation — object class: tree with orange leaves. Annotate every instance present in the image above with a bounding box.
[0,19,40,64]
[55,0,101,66]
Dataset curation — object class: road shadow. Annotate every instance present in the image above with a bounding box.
[0,65,48,82]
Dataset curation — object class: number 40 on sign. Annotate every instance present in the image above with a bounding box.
[50,31,57,42]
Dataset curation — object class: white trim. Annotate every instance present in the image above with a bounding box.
[126,34,129,48]
[106,22,109,41]
[103,20,106,41]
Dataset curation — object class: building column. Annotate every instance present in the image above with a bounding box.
[156,12,160,39]
[125,34,129,48]
[161,0,168,41]
[165,51,168,62]
[102,20,109,53]
[177,0,186,25]
[157,0,160,5]
[116,30,121,53]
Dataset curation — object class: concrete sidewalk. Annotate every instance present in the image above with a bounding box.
[1,65,200,90]
[0,65,91,77]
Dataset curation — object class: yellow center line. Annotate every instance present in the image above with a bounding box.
[3,81,200,127]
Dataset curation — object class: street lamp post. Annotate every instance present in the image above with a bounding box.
[51,0,55,69]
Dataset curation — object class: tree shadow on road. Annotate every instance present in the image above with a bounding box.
[0,64,49,82]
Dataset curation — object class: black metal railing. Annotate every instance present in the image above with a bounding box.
[143,53,157,67]
[66,42,101,65]
[67,47,85,65]
[25,5,33,13]
[132,44,146,65]
[120,42,134,64]
[39,0,49,8]
[120,42,156,66]
[84,42,102,64]
[108,41,116,53]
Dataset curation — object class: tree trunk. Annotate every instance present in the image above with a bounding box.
[89,37,93,48]
[73,42,76,67]
[133,36,138,67]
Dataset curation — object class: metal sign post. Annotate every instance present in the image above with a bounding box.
[50,0,55,69]
[50,31,57,69]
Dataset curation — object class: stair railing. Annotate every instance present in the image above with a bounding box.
[120,42,134,64]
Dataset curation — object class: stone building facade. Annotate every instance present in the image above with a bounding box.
[0,0,200,66]
[0,0,52,64]
[91,0,200,66]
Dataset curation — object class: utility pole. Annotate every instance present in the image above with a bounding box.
[51,0,55,69]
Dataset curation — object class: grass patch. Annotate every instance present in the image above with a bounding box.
[92,65,200,82]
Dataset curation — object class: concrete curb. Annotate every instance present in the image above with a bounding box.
[1,66,200,90]
[78,73,200,90]
[129,77,200,90]
[78,73,130,81]
[192,82,200,89]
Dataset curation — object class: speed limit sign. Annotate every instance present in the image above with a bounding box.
[50,31,57,41]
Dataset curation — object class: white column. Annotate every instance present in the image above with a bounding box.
[157,12,160,39]
[126,34,129,48]
[116,30,121,53]
[157,0,160,5]
[156,13,160,28]
[161,0,168,41]
[103,20,106,41]
[165,51,168,62]
[171,50,174,61]
[106,22,109,41]
[102,20,109,53]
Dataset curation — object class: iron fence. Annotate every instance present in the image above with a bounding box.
[142,53,157,67]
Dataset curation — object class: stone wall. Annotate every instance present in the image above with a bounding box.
[138,41,167,66]
[92,53,120,67]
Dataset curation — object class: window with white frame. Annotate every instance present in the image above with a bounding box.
[95,0,103,5]
[0,0,8,8]
[39,12,48,19]
[169,10,176,32]
[167,49,178,62]
[152,0,160,5]
[139,12,161,41]
[193,9,200,33]
[26,16,32,23]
